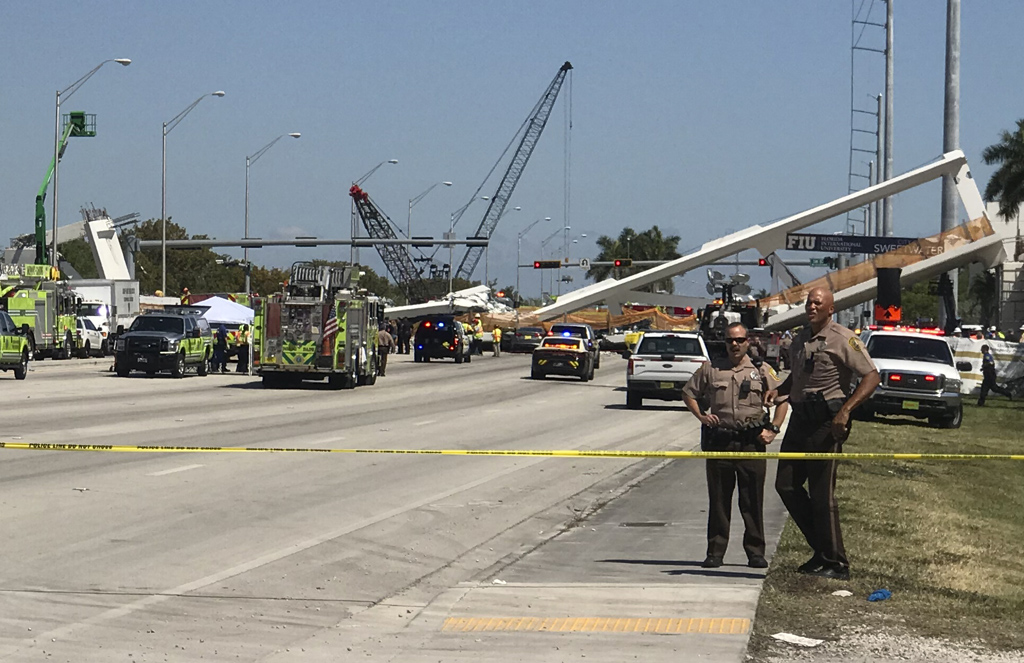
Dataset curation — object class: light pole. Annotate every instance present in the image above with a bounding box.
[541,226,569,301]
[51,58,131,269]
[516,216,551,322]
[486,205,520,287]
[245,132,301,293]
[447,195,490,294]
[162,90,225,294]
[407,181,452,237]
[350,159,398,265]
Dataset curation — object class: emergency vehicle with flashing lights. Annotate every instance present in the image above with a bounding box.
[624,331,709,409]
[857,327,967,429]
[258,263,383,389]
[547,323,600,369]
[531,336,594,381]
[414,316,472,364]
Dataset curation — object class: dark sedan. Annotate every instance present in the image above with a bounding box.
[506,326,546,353]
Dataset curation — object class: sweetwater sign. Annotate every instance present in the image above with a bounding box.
[785,233,945,256]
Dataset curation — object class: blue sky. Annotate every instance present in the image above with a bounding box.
[2,1,1022,298]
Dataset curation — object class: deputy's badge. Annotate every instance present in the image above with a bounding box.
[750,369,760,381]
[849,337,863,352]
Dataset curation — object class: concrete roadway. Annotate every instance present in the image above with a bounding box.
[0,352,788,662]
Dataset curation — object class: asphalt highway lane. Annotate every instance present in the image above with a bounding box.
[0,353,785,662]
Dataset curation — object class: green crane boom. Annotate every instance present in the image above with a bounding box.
[34,111,96,265]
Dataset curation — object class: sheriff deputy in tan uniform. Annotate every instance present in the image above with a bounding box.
[765,287,879,581]
[683,322,789,569]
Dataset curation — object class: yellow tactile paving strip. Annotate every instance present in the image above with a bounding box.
[441,617,750,634]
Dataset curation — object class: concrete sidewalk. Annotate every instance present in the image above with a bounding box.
[272,457,789,662]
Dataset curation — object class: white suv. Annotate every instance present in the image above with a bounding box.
[859,330,966,429]
[625,331,709,409]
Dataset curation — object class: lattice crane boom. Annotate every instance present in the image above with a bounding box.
[455,61,572,281]
[349,185,432,303]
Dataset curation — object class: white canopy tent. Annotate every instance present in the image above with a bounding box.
[197,296,254,325]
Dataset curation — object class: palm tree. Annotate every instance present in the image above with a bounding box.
[586,226,681,292]
[982,119,1024,258]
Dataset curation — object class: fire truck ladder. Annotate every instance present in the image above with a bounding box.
[455,61,572,281]
[349,185,432,303]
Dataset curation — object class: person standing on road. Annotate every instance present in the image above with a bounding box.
[492,326,502,357]
[235,324,251,373]
[397,319,412,355]
[682,322,789,570]
[377,326,395,376]
[469,314,484,355]
[214,324,228,373]
[978,344,1012,406]
[765,287,880,581]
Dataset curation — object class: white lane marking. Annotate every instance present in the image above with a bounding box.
[414,420,437,426]
[146,464,204,477]
[303,438,344,448]
[3,458,550,658]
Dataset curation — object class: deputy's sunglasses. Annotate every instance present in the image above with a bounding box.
[725,337,748,344]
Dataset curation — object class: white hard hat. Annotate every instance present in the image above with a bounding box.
[989,326,997,331]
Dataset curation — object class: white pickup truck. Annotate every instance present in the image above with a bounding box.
[858,329,967,428]
[625,331,709,409]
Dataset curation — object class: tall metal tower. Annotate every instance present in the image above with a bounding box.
[845,0,886,241]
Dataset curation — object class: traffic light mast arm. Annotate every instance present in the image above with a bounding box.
[34,120,78,266]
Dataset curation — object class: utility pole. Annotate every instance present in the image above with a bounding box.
[875,93,884,236]
[939,0,961,327]
[882,0,895,236]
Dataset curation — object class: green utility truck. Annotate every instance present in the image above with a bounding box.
[0,310,31,379]
[0,263,79,359]
[258,263,382,389]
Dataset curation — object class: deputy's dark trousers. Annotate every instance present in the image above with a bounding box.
[378,349,390,376]
[978,369,1011,405]
[775,412,849,569]
[706,457,767,559]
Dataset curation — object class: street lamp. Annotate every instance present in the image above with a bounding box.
[516,216,551,323]
[486,205,520,287]
[350,159,398,264]
[161,90,225,294]
[51,58,131,269]
[245,132,301,292]
[355,159,398,186]
[447,196,490,294]
[541,226,569,300]
[407,180,452,237]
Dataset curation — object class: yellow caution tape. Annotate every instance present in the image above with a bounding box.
[1,442,1022,461]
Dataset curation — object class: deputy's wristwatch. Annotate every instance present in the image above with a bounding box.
[765,423,781,434]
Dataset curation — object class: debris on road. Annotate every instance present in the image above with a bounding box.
[772,632,824,647]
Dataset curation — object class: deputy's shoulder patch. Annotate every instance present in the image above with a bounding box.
[766,364,779,380]
[849,336,864,352]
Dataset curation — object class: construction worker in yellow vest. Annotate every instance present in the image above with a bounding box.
[470,314,484,355]
[492,326,502,357]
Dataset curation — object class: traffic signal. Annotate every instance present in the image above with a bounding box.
[757,258,768,266]
[613,258,632,268]
[533,260,561,269]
